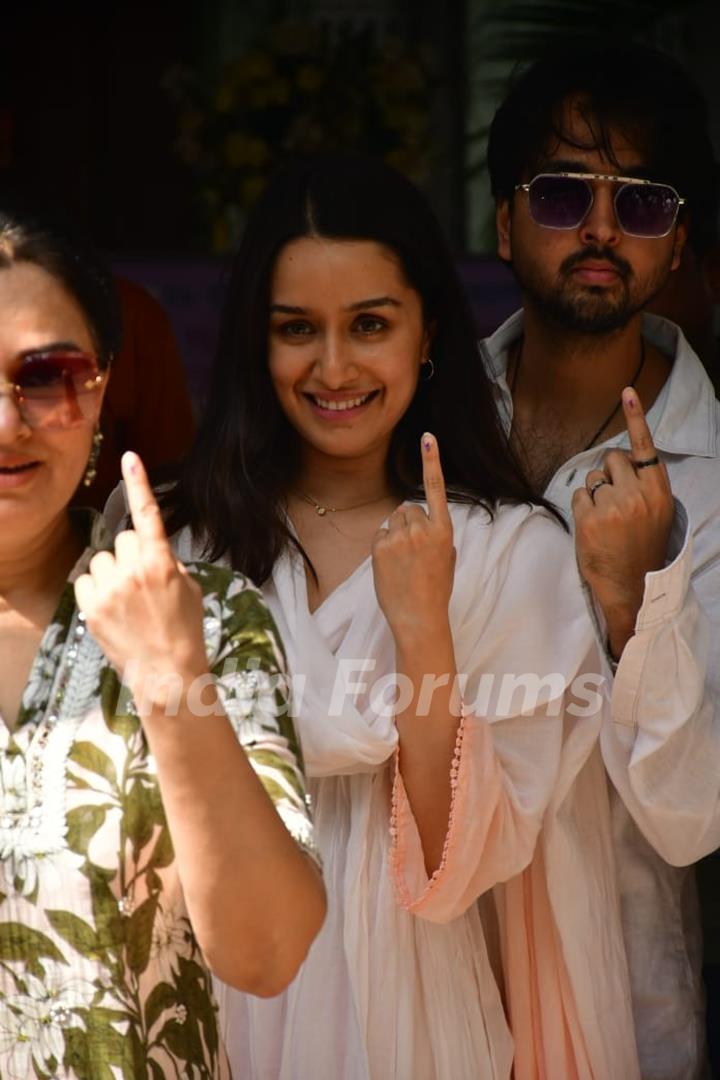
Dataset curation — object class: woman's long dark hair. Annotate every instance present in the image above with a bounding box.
[163,152,558,583]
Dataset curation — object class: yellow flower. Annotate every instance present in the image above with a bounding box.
[201,187,220,208]
[372,56,426,95]
[179,108,203,133]
[296,64,325,93]
[223,59,248,90]
[386,148,408,171]
[381,104,427,138]
[385,147,427,183]
[247,137,270,168]
[235,49,275,84]
[246,77,292,108]
[241,174,267,208]
[224,133,250,167]
[224,133,270,169]
[215,85,236,113]
[269,21,323,57]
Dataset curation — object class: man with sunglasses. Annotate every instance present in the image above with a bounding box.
[484,42,720,1080]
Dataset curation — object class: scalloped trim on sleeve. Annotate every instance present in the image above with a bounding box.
[389,709,466,912]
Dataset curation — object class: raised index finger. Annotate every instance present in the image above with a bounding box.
[622,387,658,465]
[421,433,451,524]
[121,451,170,547]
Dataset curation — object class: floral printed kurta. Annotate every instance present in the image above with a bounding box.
[0,513,316,1079]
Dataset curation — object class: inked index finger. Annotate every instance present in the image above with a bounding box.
[121,451,169,547]
[421,432,451,523]
[622,387,658,464]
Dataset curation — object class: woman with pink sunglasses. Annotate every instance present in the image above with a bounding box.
[0,201,324,1079]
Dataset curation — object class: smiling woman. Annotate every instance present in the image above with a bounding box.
[154,152,641,1078]
[0,201,324,1078]
[268,237,429,466]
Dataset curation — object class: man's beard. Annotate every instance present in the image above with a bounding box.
[511,245,673,334]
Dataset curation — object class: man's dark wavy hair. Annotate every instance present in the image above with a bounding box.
[488,41,720,256]
[162,152,562,584]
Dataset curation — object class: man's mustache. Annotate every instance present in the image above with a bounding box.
[560,247,632,279]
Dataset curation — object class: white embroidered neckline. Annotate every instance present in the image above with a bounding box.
[0,611,103,859]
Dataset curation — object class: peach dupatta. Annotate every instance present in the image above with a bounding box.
[391,650,640,1079]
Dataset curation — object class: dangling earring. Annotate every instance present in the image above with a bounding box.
[83,428,104,487]
[422,356,435,381]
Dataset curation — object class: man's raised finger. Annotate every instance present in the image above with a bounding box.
[121,451,170,547]
[622,387,659,466]
[421,433,450,523]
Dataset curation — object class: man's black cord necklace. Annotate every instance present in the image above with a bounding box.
[510,338,646,452]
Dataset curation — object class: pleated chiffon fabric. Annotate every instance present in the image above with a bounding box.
[195,502,639,1079]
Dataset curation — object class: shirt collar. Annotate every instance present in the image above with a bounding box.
[481,310,718,459]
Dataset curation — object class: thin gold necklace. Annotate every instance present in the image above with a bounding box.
[296,491,390,517]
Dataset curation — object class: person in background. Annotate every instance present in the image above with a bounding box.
[0,199,324,1078]
[644,64,720,395]
[485,41,720,1080]
[75,275,196,510]
[115,152,646,1079]
[647,234,720,396]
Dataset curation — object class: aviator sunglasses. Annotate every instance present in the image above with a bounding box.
[515,172,686,238]
[0,349,106,430]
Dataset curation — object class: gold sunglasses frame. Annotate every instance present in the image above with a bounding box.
[515,171,686,238]
[0,355,108,429]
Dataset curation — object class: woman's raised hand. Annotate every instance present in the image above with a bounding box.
[75,452,208,714]
[372,433,456,642]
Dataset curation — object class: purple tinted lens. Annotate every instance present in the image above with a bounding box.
[615,183,679,237]
[528,176,592,228]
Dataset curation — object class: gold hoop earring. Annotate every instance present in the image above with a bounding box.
[83,428,104,488]
[422,356,435,381]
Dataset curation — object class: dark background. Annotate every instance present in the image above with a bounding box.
[0,2,465,254]
[7,2,717,258]
[1,6,206,253]
[2,1,719,394]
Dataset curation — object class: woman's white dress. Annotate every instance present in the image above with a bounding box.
[176,501,638,1079]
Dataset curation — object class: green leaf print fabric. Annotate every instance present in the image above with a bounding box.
[0,512,316,1079]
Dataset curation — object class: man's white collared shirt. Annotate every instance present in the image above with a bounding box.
[483,311,720,1080]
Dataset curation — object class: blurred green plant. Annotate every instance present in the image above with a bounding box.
[477,0,694,59]
[165,20,436,252]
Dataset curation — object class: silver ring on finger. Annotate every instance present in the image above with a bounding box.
[587,477,611,501]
